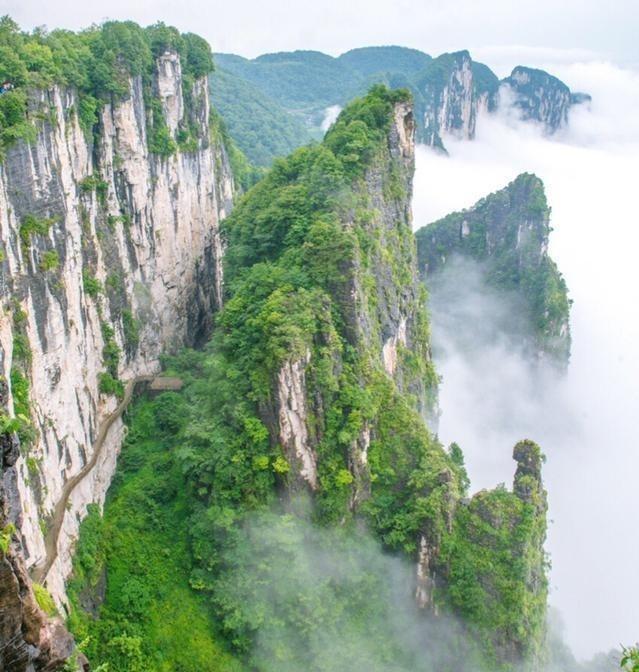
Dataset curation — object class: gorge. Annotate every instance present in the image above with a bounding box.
[0,15,634,672]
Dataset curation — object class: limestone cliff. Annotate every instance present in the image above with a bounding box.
[415,50,498,150]
[415,58,589,147]
[500,66,591,133]
[270,96,435,492]
[0,46,233,669]
[415,173,571,365]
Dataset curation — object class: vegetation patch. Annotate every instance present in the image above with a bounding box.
[82,270,102,298]
[39,249,59,271]
[19,214,57,250]
[67,396,243,672]
[33,582,58,616]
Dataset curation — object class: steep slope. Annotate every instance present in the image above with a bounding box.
[500,66,592,133]
[0,20,234,670]
[414,50,499,149]
[67,86,549,671]
[415,173,571,365]
[209,67,315,166]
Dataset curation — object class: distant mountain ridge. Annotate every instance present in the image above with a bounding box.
[211,45,590,162]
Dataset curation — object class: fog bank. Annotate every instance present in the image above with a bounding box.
[413,62,639,658]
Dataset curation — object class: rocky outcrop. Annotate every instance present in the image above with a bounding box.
[0,47,233,642]
[438,440,548,667]
[1,378,78,671]
[415,173,571,365]
[500,66,591,133]
[276,352,318,491]
[416,51,473,149]
[415,59,588,145]
[413,51,500,151]
[262,98,433,493]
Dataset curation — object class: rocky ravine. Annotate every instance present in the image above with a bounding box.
[0,49,233,668]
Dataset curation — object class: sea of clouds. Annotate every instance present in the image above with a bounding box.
[412,60,639,659]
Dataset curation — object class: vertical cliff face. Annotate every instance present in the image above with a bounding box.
[414,51,500,151]
[0,45,233,659]
[416,51,476,150]
[415,173,571,365]
[500,66,591,133]
[55,85,552,671]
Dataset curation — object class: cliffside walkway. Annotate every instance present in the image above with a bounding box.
[31,375,155,585]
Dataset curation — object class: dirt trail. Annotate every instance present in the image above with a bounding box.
[31,375,152,585]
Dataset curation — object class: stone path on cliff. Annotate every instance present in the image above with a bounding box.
[31,375,153,585]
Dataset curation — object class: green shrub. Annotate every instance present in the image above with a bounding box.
[105,272,123,293]
[0,523,16,554]
[33,582,58,616]
[0,88,36,157]
[19,214,56,249]
[122,309,140,349]
[622,646,639,672]
[82,270,102,298]
[101,322,120,376]
[79,174,108,205]
[147,98,177,156]
[11,305,32,365]
[98,372,124,399]
[39,249,59,271]
[10,368,30,418]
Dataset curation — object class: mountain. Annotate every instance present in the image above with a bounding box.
[0,18,575,672]
[209,67,315,166]
[413,50,497,148]
[65,86,549,671]
[416,173,571,365]
[214,50,362,112]
[0,19,234,669]
[338,45,433,76]
[212,47,590,157]
[501,66,592,132]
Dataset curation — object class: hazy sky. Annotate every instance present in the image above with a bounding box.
[3,0,638,66]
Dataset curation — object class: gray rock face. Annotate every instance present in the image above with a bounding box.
[416,51,481,149]
[1,377,77,672]
[499,66,590,133]
[0,47,234,659]
[413,51,500,151]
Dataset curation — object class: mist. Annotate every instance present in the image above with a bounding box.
[412,61,639,658]
[213,505,484,672]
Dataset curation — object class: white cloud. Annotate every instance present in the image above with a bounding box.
[413,62,639,659]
